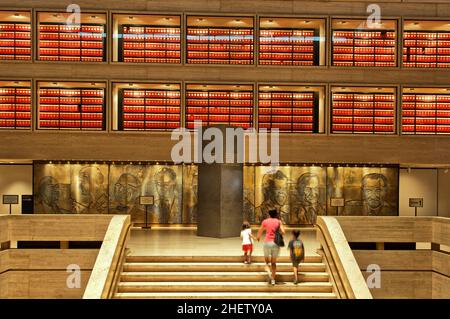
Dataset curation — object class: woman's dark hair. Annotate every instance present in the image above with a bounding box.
[293,230,301,238]
[268,209,278,218]
[242,221,250,230]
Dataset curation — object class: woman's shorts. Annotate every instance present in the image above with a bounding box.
[263,242,280,258]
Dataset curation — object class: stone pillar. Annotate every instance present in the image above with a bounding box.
[197,125,243,238]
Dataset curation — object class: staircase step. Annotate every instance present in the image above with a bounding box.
[123,262,326,273]
[120,271,329,282]
[126,255,322,263]
[115,291,337,299]
[117,281,333,293]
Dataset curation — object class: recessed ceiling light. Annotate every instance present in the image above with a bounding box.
[304,20,311,24]
[14,13,21,17]
[165,17,172,21]
[52,82,58,85]
[269,86,274,89]
[91,82,96,86]
[235,85,241,88]
[14,81,19,84]
[128,16,134,20]
[90,15,98,19]
[305,86,310,89]
[165,84,170,87]
[341,87,347,90]
[202,85,207,88]
[197,18,204,22]
[413,22,419,26]
[235,19,241,22]
[340,21,347,25]
[128,83,135,87]
[53,14,60,18]
[268,19,274,23]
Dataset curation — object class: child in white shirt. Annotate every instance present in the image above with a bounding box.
[240,221,254,264]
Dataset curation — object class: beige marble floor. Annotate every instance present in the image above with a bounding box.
[128,226,320,256]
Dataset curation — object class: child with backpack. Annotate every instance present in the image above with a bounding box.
[288,229,305,284]
[240,221,255,264]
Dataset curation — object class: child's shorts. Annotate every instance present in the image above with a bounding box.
[242,244,253,253]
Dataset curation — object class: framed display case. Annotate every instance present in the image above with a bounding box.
[186,16,254,65]
[258,85,325,133]
[403,20,450,68]
[0,80,31,129]
[185,84,254,128]
[332,19,397,67]
[259,17,326,66]
[402,87,450,134]
[0,11,31,61]
[331,86,396,134]
[112,13,181,63]
[37,81,106,130]
[112,82,181,131]
[37,12,107,62]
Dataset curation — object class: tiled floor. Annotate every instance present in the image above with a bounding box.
[128,226,320,257]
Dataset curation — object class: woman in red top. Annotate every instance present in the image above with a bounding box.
[256,209,285,285]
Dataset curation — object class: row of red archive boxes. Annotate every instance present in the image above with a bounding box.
[123,121,180,129]
[333,39,396,47]
[404,32,450,40]
[187,92,253,99]
[187,52,253,59]
[40,105,103,112]
[332,124,394,132]
[0,48,31,55]
[40,25,103,33]
[403,55,450,63]
[123,42,180,50]
[39,33,103,41]
[259,46,314,53]
[333,54,395,62]
[40,89,103,96]
[0,40,31,47]
[188,44,253,51]
[402,125,450,133]
[333,109,394,116]
[40,41,103,48]
[186,107,252,114]
[403,103,450,110]
[123,27,180,34]
[40,56,103,61]
[123,106,180,113]
[187,100,253,107]
[260,30,314,37]
[260,93,313,99]
[403,95,450,102]
[258,108,313,115]
[187,38,253,44]
[0,32,30,39]
[333,61,396,66]
[259,115,313,122]
[402,118,450,125]
[403,110,450,117]
[0,97,31,103]
[187,29,253,36]
[187,59,253,64]
[39,48,103,56]
[40,113,103,120]
[404,40,450,47]
[333,117,394,124]
[258,101,314,107]
[0,88,31,95]
[259,60,315,65]
[39,97,103,104]
[0,24,31,31]
[187,114,252,122]
[123,34,180,43]
[259,123,313,131]
[333,94,394,101]
[39,120,103,128]
[123,58,180,63]
[123,114,180,121]
[123,90,180,98]
[0,112,30,119]
[123,98,180,106]
[403,48,450,55]
[0,105,30,111]
[333,47,395,54]
[259,53,313,60]
[124,50,180,58]
[186,121,252,128]
[0,120,30,127]
[333,102,394,109]
[333,31,395,39]
[403,62,450,67]
[259,39,314,45]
